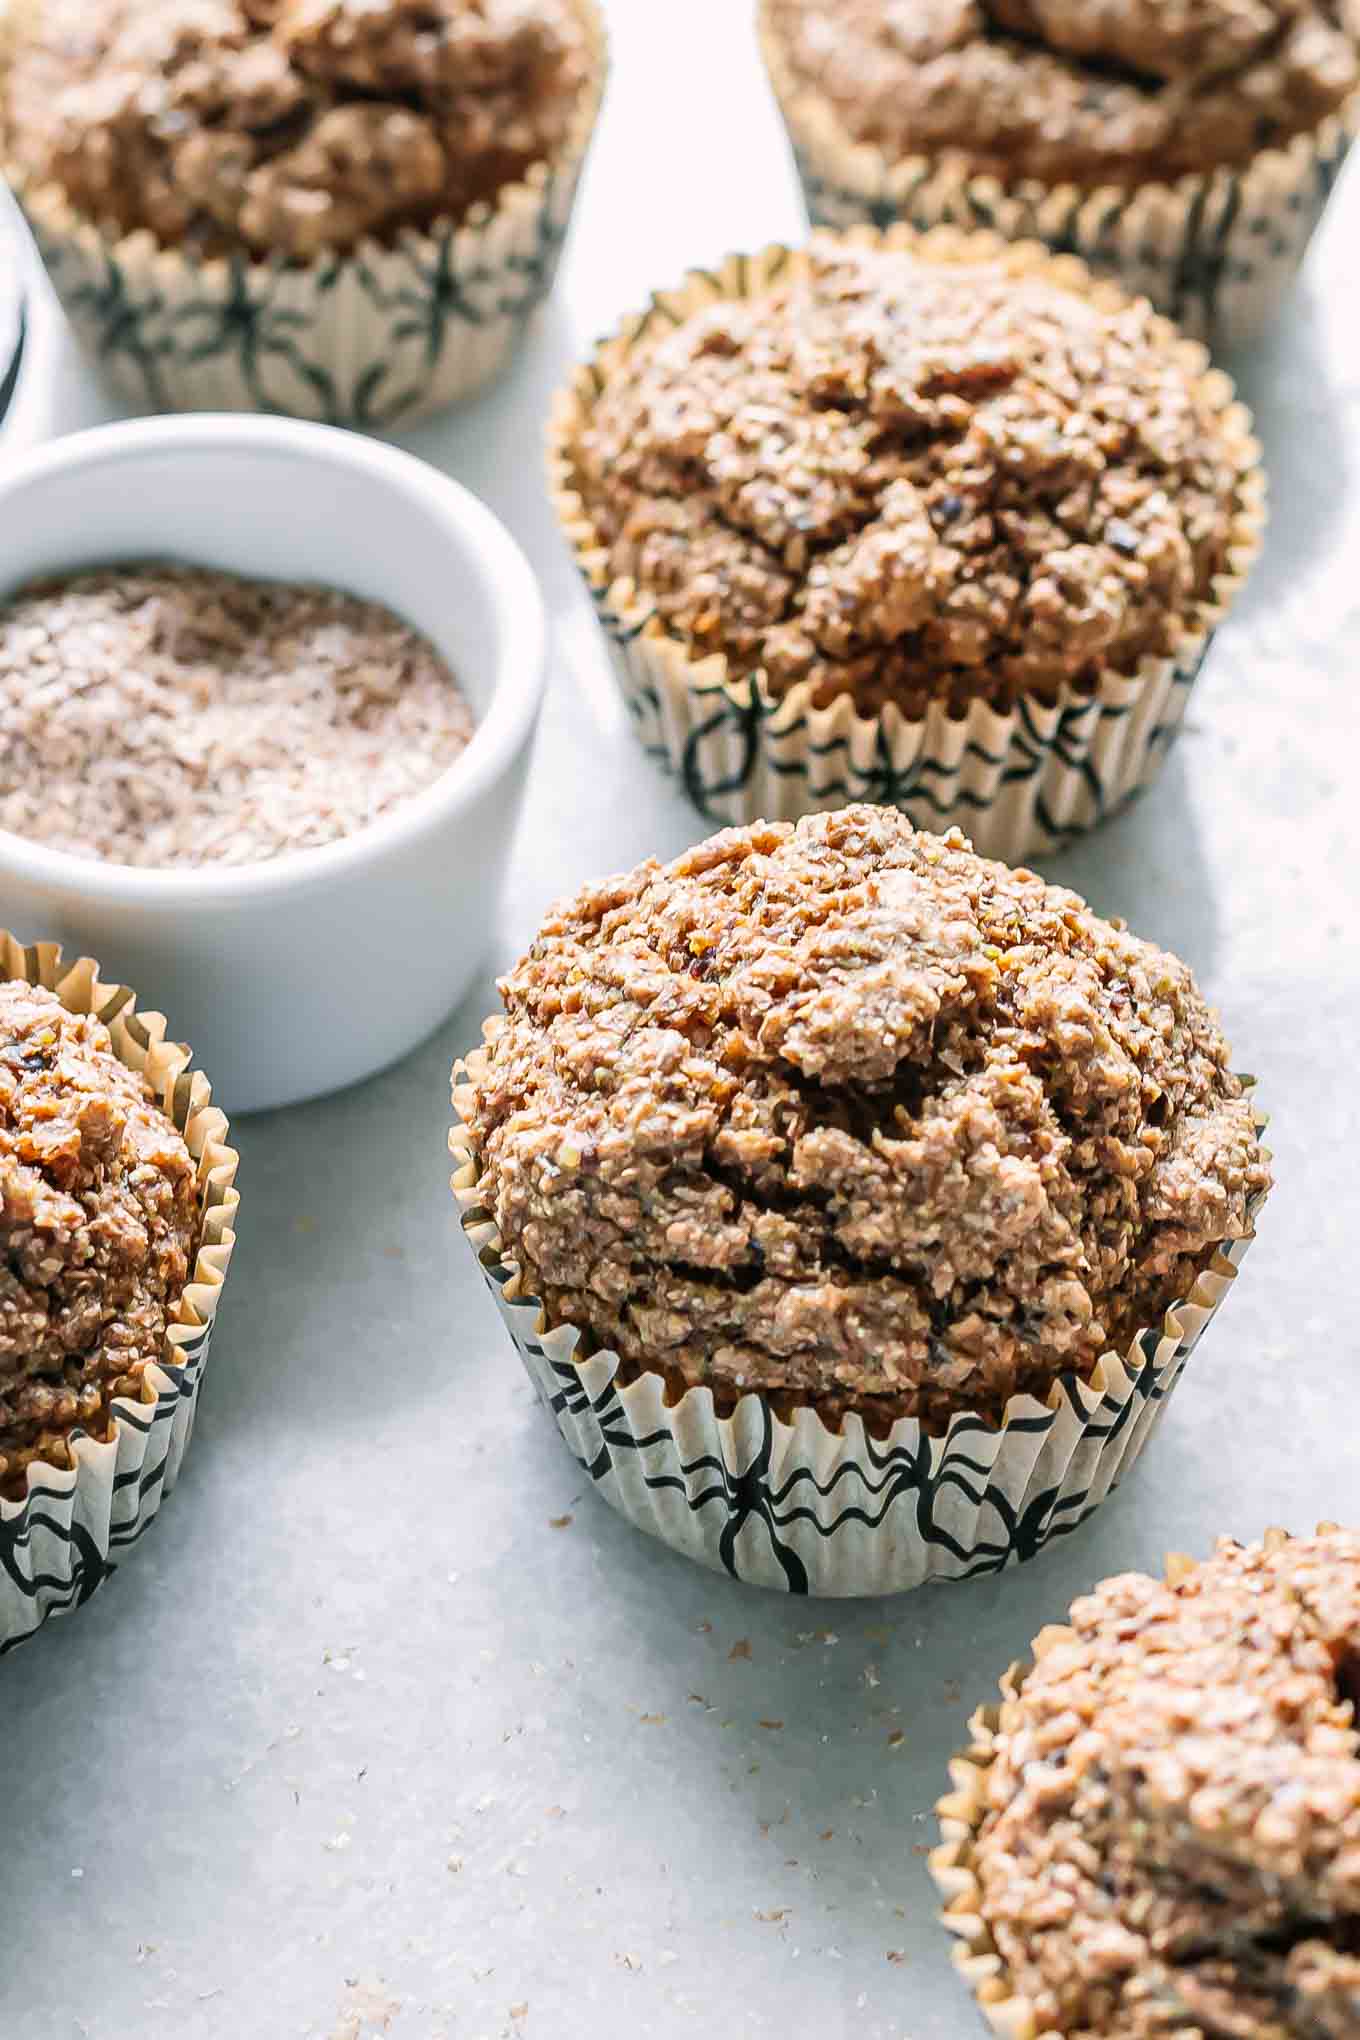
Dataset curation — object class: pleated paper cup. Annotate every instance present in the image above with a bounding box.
[547,227,1264,863]
[0,0,606,426]
[928,1525,1334,2038]
[930,1663,1032,2039]
[451,1051,1266,1599]
[758,0,1357,352]
[0,934,239,1657]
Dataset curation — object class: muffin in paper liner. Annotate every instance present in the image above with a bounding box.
[547,227,1264,864]
[451,1054,1266,1598]
[757,0,1357,352]
[927,1524,1341,2039]
[0,932,239,1657]
[0,0,606,427]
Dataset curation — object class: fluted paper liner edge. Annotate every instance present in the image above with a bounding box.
[757,0,1357,350]
[0,933,240,1655]
[928,1525,1340,2037]
[547,225,1264,861]
[450,1048,1267,1597]
[0,0,606,425]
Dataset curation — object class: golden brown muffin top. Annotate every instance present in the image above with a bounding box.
[3,0,589,260]
[572,240,1249,720]
[0,982,200,1493]
[461,806,1268,1434]
[973,1527,1360,2038]
[766,0,1360,185]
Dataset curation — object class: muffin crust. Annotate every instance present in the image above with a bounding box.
[2,0,589,260]
[463,806,1268,1433]
[766,0,1360,186]
[972,1528,1360,2039]
[572,240,1247,719]
[0,984,200,1493]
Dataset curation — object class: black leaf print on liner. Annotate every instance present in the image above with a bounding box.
[42,235,177,412]
[470,1207,1258,1597]
[594,615,1206,849]
[791,125,1352,345]
[16,146,587,427]
[172,259,341,419]
[0,1324,215,1656]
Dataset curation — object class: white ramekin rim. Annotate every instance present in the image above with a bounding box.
[0,413,547,904]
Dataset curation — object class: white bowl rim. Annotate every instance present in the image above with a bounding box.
[0,413,547,905]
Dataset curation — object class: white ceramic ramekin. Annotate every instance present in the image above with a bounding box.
[0,415,546,1113]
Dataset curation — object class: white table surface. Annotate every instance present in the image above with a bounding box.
[3,5,1360,2037]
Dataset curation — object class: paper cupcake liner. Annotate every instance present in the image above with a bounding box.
[450,1057,1266,1598]
[0,934,239,1657]
[0,0,605,426]
[548,227,1263,861]
[928,1524,1338,2038]
[758,0,1356,351]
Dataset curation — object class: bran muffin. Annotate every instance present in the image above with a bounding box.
[453,807,1269,1591]
[0,981,200,1494]
[4,0,590,261]
[934,1526,1360,2039]
[759,0,1360,344]
[0,0,606,420]
[550,229,1261,857]
[0,944,239,1653]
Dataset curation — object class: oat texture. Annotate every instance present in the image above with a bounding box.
[462,805,1269,1433]
[973,1527,1360,2039]
[0,983,200,1493]
[572,240,1248,719]
[0,564,475,869]
[2,0,590,259]
[766,0,1360,185]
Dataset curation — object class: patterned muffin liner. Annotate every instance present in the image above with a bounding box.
[757,0,1357,351]
[0,0,606,426]
[451,1052,1267,1598]
[547,227,1264,862]
[0,934,239,1657]
[928,1524,1336,2037]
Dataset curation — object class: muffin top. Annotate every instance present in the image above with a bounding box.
[461,806,1268,1433]
[0,981,199,1492]
[2,0,590,260]
[972,1527,1360,2038]
[571,240,1249,720]
[766,0,1360,185]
